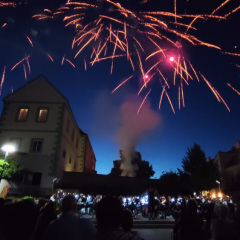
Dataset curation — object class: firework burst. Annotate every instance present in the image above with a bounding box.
[1,0,240,113]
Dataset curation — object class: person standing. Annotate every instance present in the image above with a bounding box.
[94,196,144,240]
[42,194,96,240]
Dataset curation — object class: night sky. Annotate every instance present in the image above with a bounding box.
[0,0,239,178]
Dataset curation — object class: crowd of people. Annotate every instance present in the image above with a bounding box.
[172,197,240,240]
[0,192,239,240]
[0,194,144,240]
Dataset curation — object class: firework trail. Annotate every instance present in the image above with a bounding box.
[0,66,6,96]
[227,83,240,96]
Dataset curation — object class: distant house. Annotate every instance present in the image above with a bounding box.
[214,141,240,199]
[0,76,96,195]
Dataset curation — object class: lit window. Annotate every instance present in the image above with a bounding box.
[31,139,43,152]
[17,108,29,121]
[37,108,48,122]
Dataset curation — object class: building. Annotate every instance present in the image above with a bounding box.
[0,76,96,195]
[214,141,240,201]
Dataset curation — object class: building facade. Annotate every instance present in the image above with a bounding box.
[214,141,240,200]
[0,76,96,194]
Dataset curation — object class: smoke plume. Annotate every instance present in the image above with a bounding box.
[115,97,161,176]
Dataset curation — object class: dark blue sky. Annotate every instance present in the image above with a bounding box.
[0,0,239,177]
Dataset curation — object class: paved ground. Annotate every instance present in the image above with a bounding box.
[87,213,175,240]
[134,228,173,240]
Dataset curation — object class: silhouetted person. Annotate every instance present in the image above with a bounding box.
[95,196,144,240]
[148,188,155,220]
[121,209,133,232]
[34,200,57,240]
[42,194,96,240]
[211,203,238,240]
[203,201,215,238]
[175,198,205,240]
[0,198,38,240]
[181,197,187,213]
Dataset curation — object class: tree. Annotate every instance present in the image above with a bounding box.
[158,170,193,195]
[109,149,155,179]
[158,170,181,196]
[0,155,22,179]
[180,143,219,192]
[109,160,122,177]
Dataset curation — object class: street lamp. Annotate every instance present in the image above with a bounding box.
[0,144,16,180]
[216,180,220,190]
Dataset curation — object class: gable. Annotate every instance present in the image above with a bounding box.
[4,76,68,104]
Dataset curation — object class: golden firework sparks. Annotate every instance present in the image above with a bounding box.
[222,52,240,57]
[227,83,240,95]
[138,73,156,95]
[11,55,31,71]
[200,73,231,112]
[74,35,96,59]
[84,59,87,70]
[65,58,76,68]
[0,2,15,7]
[137,89,151,115]
[211,0,231,15]
[157,69,169,88]
[188,60,200,82]
[61,54,66,65]
[26,56,31,74]
[178,86,181,109]
[13,0,239,113]
[215,89,230,112]
[181,81,185,108]
[159,86,166,109]
[165,89,176,114]
[0,66,6,96]
[224,5,240,18]
[46,53,54,62]
[200,73,221,102]
[112,75,134,94]
[44,9,52,14]
[23,63,27,80]
[26,35,33,47]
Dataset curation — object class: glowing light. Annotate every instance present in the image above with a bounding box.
[169,56,174,62]
[218,192,223,198]
[212,193,216,199]
[1,144,15,155]
[144,74,149,80]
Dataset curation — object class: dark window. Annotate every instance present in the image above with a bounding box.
[17,108,29,121]
[62,149,66,158]
[31,139,43,152]
[32,172,42,185]
[69,157,72,164]
[74,162,76,169]
[37,108,48,122]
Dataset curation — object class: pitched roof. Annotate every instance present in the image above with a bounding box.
[4,75,69,104]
